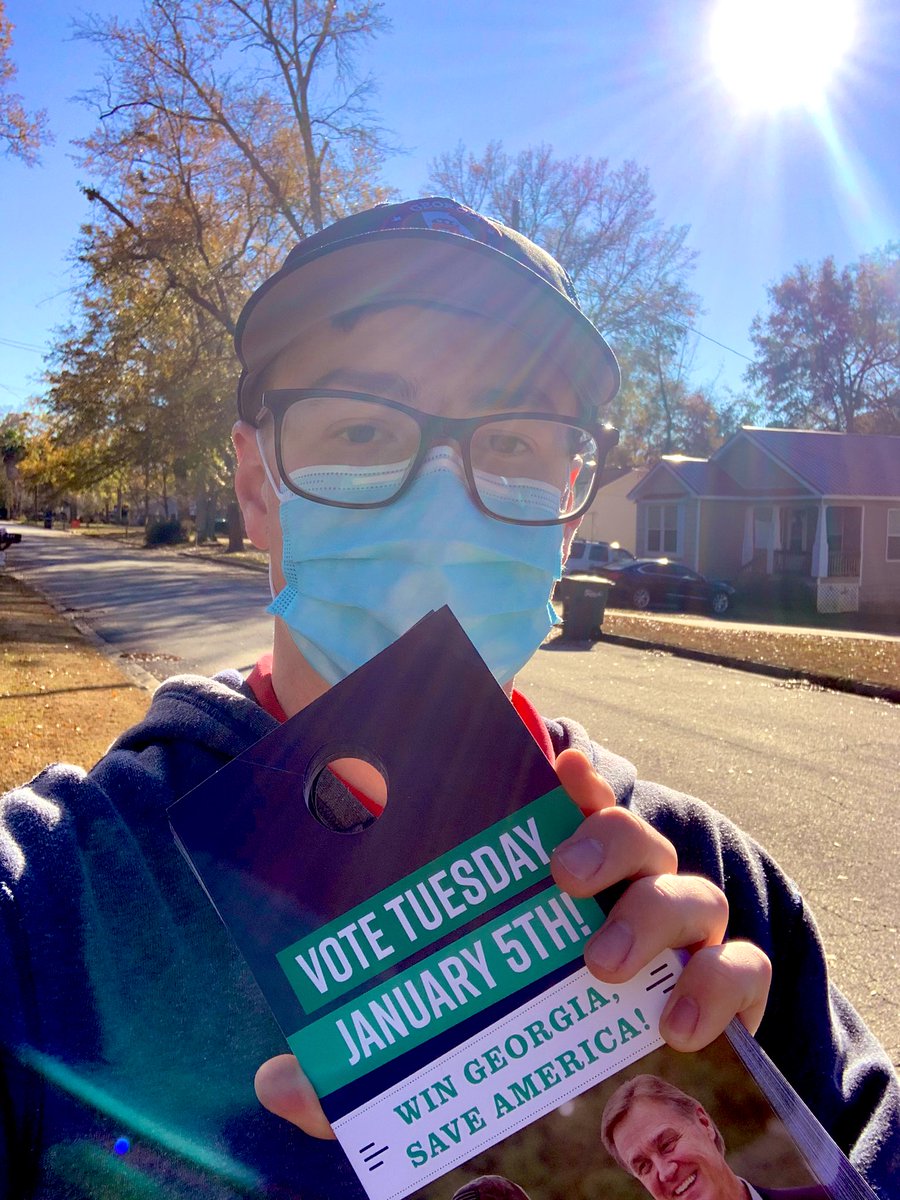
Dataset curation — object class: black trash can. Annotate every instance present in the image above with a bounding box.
[558,573,611,640]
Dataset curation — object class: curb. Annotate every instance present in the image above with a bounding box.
[599,631,900,705]
[7,568,159,694]
[176,550,267,573]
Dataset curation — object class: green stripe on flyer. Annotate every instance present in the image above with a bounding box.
[288,886,604,1097]
[277,786,581,1013]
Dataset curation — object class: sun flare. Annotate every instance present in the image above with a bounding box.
[710,0,857,112]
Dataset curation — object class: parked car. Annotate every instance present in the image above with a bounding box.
[599,559,735,615]
[562,539,635,576]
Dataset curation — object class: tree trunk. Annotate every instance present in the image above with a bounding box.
[226,500,245,552]
[195,485,210,545]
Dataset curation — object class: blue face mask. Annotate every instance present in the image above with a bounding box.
[261,445,565,685]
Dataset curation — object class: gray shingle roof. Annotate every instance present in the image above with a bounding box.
[650,458,760,497]
[740,428,900,497]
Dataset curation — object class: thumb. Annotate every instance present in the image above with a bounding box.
[255,1054,335,1140]
[555,748,616,817]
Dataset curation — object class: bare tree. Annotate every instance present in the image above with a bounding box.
[428,141,698,350]
[45,0,395,531]
[75,0,394,335]
[429,141,706,460]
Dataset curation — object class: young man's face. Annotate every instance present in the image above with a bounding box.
[234,302,585,713]
[611,1099,740,1200]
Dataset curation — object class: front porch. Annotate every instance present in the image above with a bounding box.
[740,504,863,611]
[772,549,861,578]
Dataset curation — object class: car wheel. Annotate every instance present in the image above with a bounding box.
[632,586,652,611]
[711,592,730,615]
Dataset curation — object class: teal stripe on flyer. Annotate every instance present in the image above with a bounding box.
[288,887,604,1097]
[277,786,580,1014]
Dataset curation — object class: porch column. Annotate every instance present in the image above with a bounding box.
[770,505,782,573]
[812,503,829,578]
[741,507,754,567]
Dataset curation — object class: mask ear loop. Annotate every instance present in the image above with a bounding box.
[256,427,290,503]
[255,427,287,602]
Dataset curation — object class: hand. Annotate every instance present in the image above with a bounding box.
[255,1055,334,1139]
[550,748,771,1051]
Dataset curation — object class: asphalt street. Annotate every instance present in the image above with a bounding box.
[8,526,899,1066]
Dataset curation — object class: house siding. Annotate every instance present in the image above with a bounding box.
[859,500,900,614]
[682,497,699,567]
[699,501,746,580]
[577,468,645,551]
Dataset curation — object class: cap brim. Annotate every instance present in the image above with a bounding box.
[236,228,619,421]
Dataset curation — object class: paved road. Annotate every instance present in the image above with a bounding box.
[11,526,273,679]
[8,527,900,1065]
[518,641,900,1067]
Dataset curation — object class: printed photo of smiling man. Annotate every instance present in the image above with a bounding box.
[600,1075,830,1200]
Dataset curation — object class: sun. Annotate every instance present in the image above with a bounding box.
[709,0,857,112]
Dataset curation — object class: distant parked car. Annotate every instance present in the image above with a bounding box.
[563,539,635,576]
[599,559,735,616]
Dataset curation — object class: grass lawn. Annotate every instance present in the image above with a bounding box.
[0,572,151,793]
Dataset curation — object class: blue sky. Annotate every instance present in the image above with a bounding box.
[1,0,897,416]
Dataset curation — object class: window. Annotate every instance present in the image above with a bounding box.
[646,503,679,554]
[888,510,900,561]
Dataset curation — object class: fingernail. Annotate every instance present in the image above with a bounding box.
[665,995,700,1041]
[555,837,605,882]
[586,919,633,972]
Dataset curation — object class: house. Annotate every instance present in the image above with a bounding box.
[576,465,647,552]
[628,428,900,615]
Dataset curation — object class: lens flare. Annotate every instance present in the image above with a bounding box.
[710,0,857,111]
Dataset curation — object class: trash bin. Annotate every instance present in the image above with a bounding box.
[557,573,611,640]
[43,511,53,529]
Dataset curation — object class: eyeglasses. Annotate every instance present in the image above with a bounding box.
[257,389,619,526]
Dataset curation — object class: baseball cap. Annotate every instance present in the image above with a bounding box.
[234,197,620,422]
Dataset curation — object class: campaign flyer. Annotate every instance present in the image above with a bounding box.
[168,608,876,1200]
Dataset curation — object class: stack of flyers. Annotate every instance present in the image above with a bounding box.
[169,608,877,1200]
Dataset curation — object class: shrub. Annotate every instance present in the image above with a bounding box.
[145,518,188,547]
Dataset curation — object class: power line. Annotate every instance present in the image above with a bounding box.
[680,324,755,363]
[0,335,46,354]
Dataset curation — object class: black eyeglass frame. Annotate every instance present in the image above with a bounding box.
[257,388,620,527]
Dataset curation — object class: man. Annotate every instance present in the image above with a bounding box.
[0,198,897,1198]
[601,1075,830,1200]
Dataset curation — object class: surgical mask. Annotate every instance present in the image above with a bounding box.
[260,442,565,685]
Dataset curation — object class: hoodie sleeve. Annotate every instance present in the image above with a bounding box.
[629,777,899,1191]
[544,718,899,1197]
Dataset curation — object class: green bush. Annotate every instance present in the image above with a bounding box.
[144,518,188,547]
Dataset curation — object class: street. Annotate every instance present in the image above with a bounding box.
[7,526,900,1065]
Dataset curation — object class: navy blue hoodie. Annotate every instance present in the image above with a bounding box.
[1,672,897,1197]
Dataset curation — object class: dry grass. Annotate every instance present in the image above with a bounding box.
[0,573,152,793]
[603,609,900,690]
